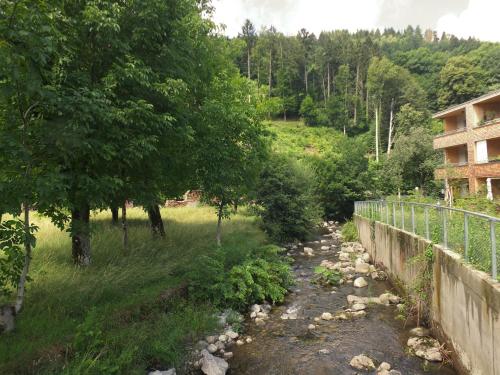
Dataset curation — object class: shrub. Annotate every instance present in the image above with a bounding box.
[312,266,342,286]
[312,137,370,219]
[186,245,293,311]
[255,155,323,242]
[341,220,358,242]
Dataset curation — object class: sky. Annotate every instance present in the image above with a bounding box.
[212,0,500,42]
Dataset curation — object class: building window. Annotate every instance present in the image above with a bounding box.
[476,140,488,163]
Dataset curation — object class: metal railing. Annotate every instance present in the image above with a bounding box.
[354,200,500,280]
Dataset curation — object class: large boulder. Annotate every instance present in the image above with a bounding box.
[350,354,375,370]
[407,337,443,362]
[200,349,229,375]
[353,277,368,288]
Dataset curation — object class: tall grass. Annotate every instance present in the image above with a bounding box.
[0,205,267,374]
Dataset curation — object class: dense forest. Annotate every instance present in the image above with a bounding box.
[230,21,500,160]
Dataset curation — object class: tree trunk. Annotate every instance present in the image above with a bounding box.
[268,49,272,98]
[375,103,380,162]
[122,201,128,249]
[327,62,331,98]
[71,204,91,266]
[148,204,165,237]
[216,201,224,246]
[304,64,308,93]
[366,86,369,120]
[14,203,32,314]
[387,98,395,155]
[247,48,251,79]
[354,63,360,125]
[111,206,119,225]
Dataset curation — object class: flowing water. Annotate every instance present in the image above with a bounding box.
[228,227,458,375]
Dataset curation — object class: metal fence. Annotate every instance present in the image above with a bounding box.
[354,200,500,280]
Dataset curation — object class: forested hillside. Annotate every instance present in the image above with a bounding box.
[231,22,500,156]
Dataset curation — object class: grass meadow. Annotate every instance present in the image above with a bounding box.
[0,205,267,374]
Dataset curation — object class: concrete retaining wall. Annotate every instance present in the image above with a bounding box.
[355,215,500,375]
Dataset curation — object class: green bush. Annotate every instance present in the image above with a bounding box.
[312,266,342,286]
[255,155,323,242]
[341,220,358,242]
[186,245,293,311]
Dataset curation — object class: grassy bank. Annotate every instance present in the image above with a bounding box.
[266,120,344,159]
[0,205,267,374]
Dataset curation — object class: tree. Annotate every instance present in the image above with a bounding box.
[382,127,440,194]
[312,137,371,219]
[239,20,257,79]
[438,55,487,108]
[0,0,62,323]
[256,156,322,242]
[299,95,317,126]
[197,72,269,245]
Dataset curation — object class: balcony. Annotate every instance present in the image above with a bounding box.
[435,164,469,180]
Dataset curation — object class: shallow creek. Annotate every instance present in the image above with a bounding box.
[228,227,458,375]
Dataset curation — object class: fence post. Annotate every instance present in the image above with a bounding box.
[385,202,389,224]
[491,220,497,280]
[392,202,396,227]
[464,212,469,262]
[442,207,448,249]
[411,204,416,234]
[401,203,405,231]
[425,206,430,240]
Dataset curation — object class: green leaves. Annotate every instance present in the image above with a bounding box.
[0,219,38,297]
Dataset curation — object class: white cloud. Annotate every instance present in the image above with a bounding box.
[212,0,382,36]
[437,0,500,42]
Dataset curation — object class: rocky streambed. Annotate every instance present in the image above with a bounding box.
[226,222,458,375]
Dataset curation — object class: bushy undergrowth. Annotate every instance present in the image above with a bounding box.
[0,206,265,374]
[312,266,342,286]
[255,155,323,242]
[341,220,358,242]
[186,245,293,311]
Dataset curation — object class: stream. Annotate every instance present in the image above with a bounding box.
[228,224,458,375]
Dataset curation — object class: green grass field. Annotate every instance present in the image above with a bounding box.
[0,205,267,374]
[265,120,344,159]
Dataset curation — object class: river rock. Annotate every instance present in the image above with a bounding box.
[355,261,371,274]
[378,362,391,371]
[223,352,233,359]
[215,341,225,350]
[319,349,331,354]
[339,253,351,262]
[256,312,268,319]
[321,312,333,320]
[354,277,368,288]
[200,349,229,375]
[350,354,375,370]
[379,293,401,305]
[207,344,218,353]
[245,337,253,343]
[255,318,265,326]
[236,339,244,346]
[148,370,176,375]
[250,305,260,314]
[410,327,431,337]
[407,337,443,362]
[351,303,367,311]
[218,334,227,343]
[225,330,239,340]
[206,336,217,344]
[304,247,314,256]
[308,324,316,330]
[321,245,330,250]
[362,253,371,262]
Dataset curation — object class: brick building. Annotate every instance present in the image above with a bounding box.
[433,89,500,199]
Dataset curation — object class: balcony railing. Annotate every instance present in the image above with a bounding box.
[435,127,467,138]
